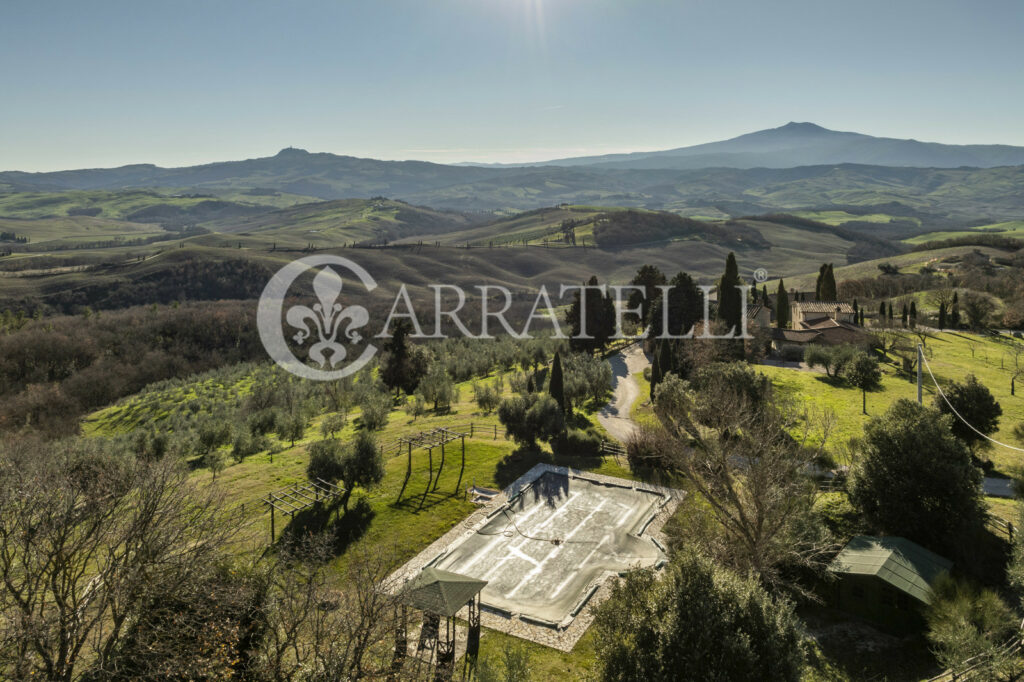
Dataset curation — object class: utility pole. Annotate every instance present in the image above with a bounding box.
[917,344,923,404]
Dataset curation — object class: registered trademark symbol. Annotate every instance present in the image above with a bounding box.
[753,268,769,283]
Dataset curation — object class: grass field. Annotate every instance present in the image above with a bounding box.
[794,210,918,226]
[903,220,1024,245]
[0,215,166,246]
[759,331,1024,473]
[765,245,1010,292]
[0,188,315,220]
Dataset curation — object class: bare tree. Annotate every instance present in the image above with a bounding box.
[645,374,836,595]
[961,291,997,331]
[254,537,417,681]
[0,437,241,681]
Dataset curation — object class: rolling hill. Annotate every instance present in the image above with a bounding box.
[489,122,1024,170]
[3,125,1023,220]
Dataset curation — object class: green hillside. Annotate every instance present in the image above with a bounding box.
[903,220,1024,245]
[0,215,166,247]
[210,197,480,246]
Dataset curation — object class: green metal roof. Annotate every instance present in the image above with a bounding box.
[399,567,488,617]
[829,536,952,605]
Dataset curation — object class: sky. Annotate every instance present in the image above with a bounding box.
[2,0,1023,171]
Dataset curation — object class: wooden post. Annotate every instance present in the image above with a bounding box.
[493,424,497,440]
[269,499,275,543]
[420,447,433,509]
[455,435,466,497]
[397,441,413,503]
[433,439,446,491]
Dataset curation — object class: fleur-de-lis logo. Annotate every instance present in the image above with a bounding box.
[257,256,378,381]
[286,267,369,368]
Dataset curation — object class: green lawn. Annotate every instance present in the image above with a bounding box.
[759,331,1024,472]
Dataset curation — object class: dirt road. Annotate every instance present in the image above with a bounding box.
[597,345,651,443]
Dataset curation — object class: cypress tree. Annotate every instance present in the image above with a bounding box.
[909,301,918,328]
[853,299,859,316]
[776,280,791,329]
[650,349,662,403]
[951,292,961,328]
[549,351,565,412]
[815,264,827,300]
[658,340,674,378]
[888,302,894,321]
[938,302,947,329]
[901,304,909,327]
[716,252,744,334]
[878,301,886,319]
[819,264,837,302]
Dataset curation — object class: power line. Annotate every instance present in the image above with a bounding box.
[919,346,1024,453]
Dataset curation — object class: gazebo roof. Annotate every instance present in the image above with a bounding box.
[829,535,952,605]
[399,567,487,617]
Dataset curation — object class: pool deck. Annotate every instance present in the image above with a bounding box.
[386,463,684,651]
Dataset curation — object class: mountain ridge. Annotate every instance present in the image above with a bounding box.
[477,122,1024,169]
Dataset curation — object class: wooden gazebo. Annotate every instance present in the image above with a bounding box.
[396,567,487,681]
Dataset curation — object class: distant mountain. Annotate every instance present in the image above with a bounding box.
[504,122,1024,170]
[2,126,1024,219]
[0,147,502,198]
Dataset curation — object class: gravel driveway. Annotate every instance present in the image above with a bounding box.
[597,345,651,443]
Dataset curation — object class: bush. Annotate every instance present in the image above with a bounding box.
[778,344,805,362]
[803,344,858,378]
[554,428,602,456]
[625,426,665,472]
[815,493,862,540]
[592,551,805,681]
[849,399,984,557]
[933,374,1002,450]
[927,575,1018,675]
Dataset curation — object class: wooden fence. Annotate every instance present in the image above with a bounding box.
[378,421,503,457]
[986,513,1016,543]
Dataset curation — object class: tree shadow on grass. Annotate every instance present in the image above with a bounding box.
[392,489,461,513]
[811,374,847,388]
[278,497,375,558]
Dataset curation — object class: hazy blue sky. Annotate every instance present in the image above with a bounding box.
[2,0,1022,171]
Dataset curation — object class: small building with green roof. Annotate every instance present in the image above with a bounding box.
[828,535,952,632]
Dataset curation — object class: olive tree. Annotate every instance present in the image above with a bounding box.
[307,432,384,511]
[846,351,882,414]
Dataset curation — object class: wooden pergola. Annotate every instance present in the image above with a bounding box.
[262,478,344,543]
[396,427,468,508]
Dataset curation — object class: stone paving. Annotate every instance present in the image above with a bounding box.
[386,463,684,652]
